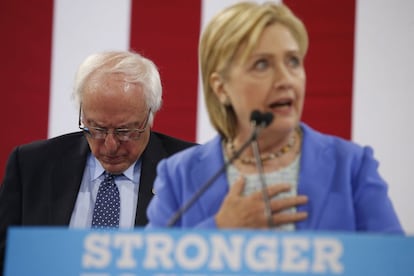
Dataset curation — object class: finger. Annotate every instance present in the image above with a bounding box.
[272,211,308,226]
[267,184,292,197]
[270,195,308,212]
[251,183,291,200]
[228,175,245,195]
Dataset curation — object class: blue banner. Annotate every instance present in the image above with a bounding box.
[4,227,414,275]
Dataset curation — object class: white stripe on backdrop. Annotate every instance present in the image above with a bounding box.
[352,0,414,234]
[48,0,131,138]
[48,0,413,233]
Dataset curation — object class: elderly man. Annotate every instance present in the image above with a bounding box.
[0,51,196,272]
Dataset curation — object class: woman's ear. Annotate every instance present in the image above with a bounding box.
[210,72,230,105]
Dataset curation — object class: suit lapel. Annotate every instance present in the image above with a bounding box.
[135,132,168,226]
[190,136,229,218]
[296,124,335,230]
[50,134,90,225]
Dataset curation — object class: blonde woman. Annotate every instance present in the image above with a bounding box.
[147,1,402,233]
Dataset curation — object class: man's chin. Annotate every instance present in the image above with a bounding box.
[103,163,127,174]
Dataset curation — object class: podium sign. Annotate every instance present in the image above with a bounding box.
[4,227,414,275]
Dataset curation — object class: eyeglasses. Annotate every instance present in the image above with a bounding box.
[78,106,151,141]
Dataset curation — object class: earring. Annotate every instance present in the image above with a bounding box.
[222,95,231,106]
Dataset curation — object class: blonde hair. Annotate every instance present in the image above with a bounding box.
[199,1,308,140]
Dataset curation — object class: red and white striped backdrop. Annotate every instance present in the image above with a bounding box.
[1,0,413,233]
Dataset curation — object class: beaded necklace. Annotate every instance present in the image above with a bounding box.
[228,128,300,165]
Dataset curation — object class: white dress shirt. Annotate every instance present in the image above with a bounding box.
[69,154,141,229]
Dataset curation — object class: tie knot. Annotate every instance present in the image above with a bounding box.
[104,172,113,179]
[104,172,123,179]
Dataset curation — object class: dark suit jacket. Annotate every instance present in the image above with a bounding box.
[0,131,195,274]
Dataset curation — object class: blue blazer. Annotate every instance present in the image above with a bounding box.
[147,123,403,233]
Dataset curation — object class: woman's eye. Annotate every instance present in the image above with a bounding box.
[253,59,269,71]
[288,55,301,67]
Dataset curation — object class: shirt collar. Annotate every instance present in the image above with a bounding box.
[88,155,139,182]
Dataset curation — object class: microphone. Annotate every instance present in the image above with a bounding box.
[250,110,273,128]
[250,110,274,227]
[251,137,274,228]
[167,110,274,227]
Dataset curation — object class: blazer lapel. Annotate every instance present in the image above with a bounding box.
[50,134,90,225]
[191,136,229,218]
[135,132,168,226]
[296,124,336,230]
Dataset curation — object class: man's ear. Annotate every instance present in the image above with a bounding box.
[210,72,229,105]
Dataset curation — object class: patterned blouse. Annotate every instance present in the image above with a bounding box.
[225,145,301,231]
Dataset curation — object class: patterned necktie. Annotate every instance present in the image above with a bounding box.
[92,172,120,228]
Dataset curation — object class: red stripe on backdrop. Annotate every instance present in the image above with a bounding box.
[284,0,355,139]
[0,1,54,181]
[130,0,201,142]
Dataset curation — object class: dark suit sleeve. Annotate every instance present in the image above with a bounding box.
[0,147,23,275]
[0,132,89,275]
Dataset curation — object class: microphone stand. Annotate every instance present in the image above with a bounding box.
[167,121,263,227]
[251,134,274,228]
